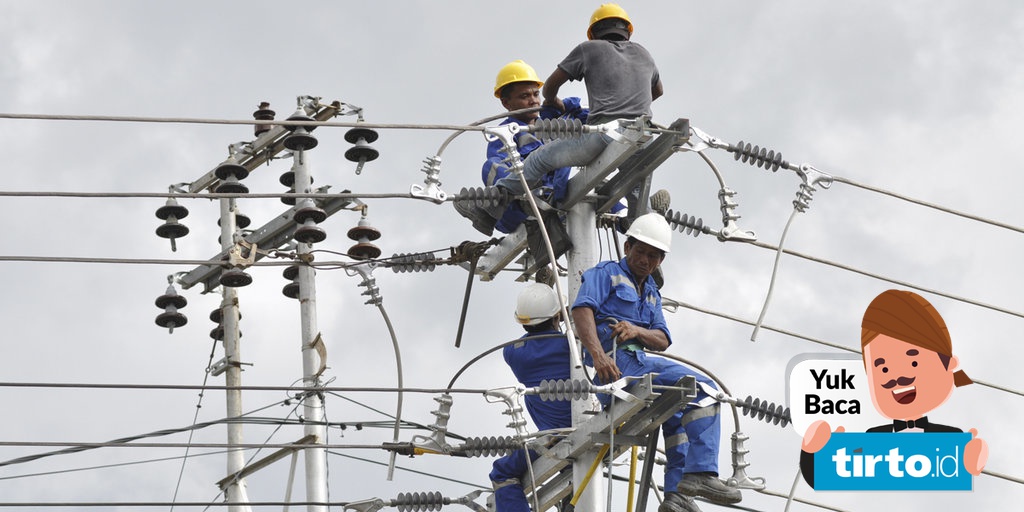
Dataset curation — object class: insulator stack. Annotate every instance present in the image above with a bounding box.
[347,217,382,260]
[293,204,328,244]
[220,265,253,288]
[344,126,380,175]
[155,197,190,252]
[282,108,318,151]
[729,141,789,172]
[663,209,708,238]
[154,283,187,333]
[456,436,522,458]
[218,210,251,230]
[253,101,275,137]
[214,157,250,194]
[737,395,791,427]
[392,491,447,512]
[209,307,241,341]
[208,307,241,324]
[456,186,506,208]
[530,117,585,142]
[281,264,301,299]
[389,252,438,273]
[536,378,593,401]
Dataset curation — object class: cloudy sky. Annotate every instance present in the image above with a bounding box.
[1,1,1021,511]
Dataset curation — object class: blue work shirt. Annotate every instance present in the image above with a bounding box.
[571,258,671,365]
[503,329,573,432]
[482,98,588,234]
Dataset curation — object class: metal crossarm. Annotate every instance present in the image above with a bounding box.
[594,119,689,216]
[475,224,529,281]
[562,121,652,210]
[179,195,355,292]
[521,374,697,511]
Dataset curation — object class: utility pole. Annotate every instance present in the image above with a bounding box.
[219,198,252,512]
[167,98,355,511]
[289,135,330,512]
[565,200,602,512]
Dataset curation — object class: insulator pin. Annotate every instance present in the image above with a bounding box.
[536,378,593,401]
[530,117,586,142]
[456,186,506,208]
[730,140,789,172]
[663,209,708,237]
[392,491,446,512]
[455,436,522,458]
[154,283,187,333]
[738,395,791,427]
[389,252,438,273]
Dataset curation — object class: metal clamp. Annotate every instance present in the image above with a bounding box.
[226,240,258,268]
[682,125,729,153]
[716,188,757,242]
[410,155,448,204]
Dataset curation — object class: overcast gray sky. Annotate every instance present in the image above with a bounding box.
[1,1,1022,511]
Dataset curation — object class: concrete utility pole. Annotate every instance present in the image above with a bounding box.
[173,99,348,511]
[291,145,330,512]
[220,198,253,512]
[565,200,602,512]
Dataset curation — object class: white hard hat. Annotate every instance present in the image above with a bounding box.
[514,283,561,326]
[625,212,672,253]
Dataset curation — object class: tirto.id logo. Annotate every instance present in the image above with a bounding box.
[813,432,973,491]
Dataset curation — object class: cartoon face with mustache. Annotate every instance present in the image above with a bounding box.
[862,333,959,421]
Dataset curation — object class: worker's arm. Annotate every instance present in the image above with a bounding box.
[651,78,664,101]
[611,320,669,352]
[572,306,621,384]
[542,68,571,112]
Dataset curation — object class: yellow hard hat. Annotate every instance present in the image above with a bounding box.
[493,60,543,98]
[588,3,633,40]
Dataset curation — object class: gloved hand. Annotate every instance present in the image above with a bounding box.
[540,97,589,124]
[561,97,589,124]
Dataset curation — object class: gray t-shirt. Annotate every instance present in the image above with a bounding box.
[557,39,660,125]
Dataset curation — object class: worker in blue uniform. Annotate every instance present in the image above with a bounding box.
[455,60,589,237]
[571,213,742,512]
[489,283,573,512]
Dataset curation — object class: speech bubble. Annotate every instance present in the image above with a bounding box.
[787,353,883,436]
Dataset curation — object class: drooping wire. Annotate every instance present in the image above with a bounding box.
[169,336,220,510]
[750,209,799,341]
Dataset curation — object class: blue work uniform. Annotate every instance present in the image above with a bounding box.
[483,97,630,234]
[572,258,722,493]
[489,330,572,512]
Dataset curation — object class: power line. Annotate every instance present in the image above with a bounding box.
[663,297,1024,399]
[0,111,486,133]
[745,239,1024,320]
[833,176,1024,235]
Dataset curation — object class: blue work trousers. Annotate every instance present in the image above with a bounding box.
[597,349,722,493]
[490,448,539,512]
[495,132,613,196]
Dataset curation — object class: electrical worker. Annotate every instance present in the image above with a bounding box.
[571,213,742,512]
[489,282,573,512]
[492,3,663,200]
[455,59,590,237]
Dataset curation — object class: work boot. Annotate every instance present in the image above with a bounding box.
[534,265,557,286]
[454,200,498,236]
[676,472,742,505]
[650,188,671,215]
[658,492,701,512]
